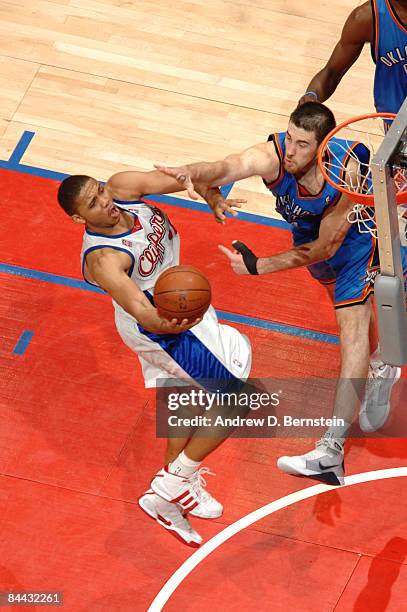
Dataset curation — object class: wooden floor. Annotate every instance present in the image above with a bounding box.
[0,0,375,216]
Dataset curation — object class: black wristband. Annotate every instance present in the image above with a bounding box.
[233,241,259,275]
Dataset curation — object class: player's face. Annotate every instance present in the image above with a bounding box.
[284,122,319,174]
[72,178,121,228]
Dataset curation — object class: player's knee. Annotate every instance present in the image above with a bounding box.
[338,311,369,342]
[339,319,370,349]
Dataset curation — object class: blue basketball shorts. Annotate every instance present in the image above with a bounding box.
[307,234,379,309]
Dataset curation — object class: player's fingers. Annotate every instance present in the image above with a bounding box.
[188,317,202,327]
[154,164,175,176]
[186,184,200,201]
[227,199,245,208]
[218,244,235,259]
[226,208,239,217]
[214,210,227,223]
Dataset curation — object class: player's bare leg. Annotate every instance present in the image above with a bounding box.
[278,298,372,486]
[151,386,253,521]
[322,286,399,431]
[325,284,378,354]
[360,302,402,431]
[165,437,190,464]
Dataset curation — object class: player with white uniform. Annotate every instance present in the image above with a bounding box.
[58,171,251,546]
[81,199,250,389]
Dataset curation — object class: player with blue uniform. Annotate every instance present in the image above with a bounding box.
[57,170,251,546]
[299,0,407,121]
[265,131,377,308]
[373,0,407,117]
[156,102,402,486]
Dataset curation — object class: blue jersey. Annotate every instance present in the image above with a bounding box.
[264,132,371,248]
[263,132,379,308]
[372,0,407,114]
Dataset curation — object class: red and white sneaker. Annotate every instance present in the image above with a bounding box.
[138,490,202,547]
[189,468,223,519]
[151,465,201,513]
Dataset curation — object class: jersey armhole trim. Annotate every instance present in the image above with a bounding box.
[82,245,136,287]
[371,0,378,63]
[263,133,284,190]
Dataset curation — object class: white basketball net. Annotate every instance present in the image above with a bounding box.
[346,204,377,237]
[322,117,407,239]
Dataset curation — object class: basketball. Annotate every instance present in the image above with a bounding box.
[154,265,211,323]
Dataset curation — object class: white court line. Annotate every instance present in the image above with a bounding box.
[148,467,407,611]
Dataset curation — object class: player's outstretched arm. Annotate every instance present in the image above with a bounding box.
[219,195,354,275]
[298,2,372,105]
[87,249,199,334]
[154,143,277,199]
[106,169,189,202]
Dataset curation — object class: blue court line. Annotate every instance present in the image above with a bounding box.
[0,263,103,294]
[0,263,339,345]
[220,183,234,198]
[217,311,339,345]
[13,330,34,355]
[7,132,35,166]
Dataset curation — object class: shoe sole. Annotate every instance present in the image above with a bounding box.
[277,458,344,486]
[190,508,223,519]
[141,490,222,520]
[138,494,202,548]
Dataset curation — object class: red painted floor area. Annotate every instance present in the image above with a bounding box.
[0,168,406,611]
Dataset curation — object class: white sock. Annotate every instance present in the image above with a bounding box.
[169,451,201,477]
[324,421,352,446]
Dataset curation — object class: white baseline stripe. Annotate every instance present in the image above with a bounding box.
[148,467,407,611]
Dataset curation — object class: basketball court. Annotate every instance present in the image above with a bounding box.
[0,1,406,610]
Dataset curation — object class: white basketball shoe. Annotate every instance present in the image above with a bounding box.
[359,363,401,432]
[277,437,345,486]
[189,468,223,519]
[138,490,202,547]
[151,465,223,519]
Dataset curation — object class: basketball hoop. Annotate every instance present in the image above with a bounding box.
[317,112,407,238]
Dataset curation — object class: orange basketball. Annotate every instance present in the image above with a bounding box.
[154,265,211,323]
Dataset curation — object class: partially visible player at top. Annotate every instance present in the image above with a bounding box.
[57,169,251,547]
[299,0,407,121]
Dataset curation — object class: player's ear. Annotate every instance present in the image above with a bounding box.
[71,213,86,225]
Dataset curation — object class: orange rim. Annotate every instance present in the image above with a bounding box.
[316,112,407,206]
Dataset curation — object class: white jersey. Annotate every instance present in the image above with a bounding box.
[81,200,251,390]
[81,200,180,318]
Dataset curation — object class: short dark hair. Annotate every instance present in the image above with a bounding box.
[57,175,92,215]
[289,102,336,144]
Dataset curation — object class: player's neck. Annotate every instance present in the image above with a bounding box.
[295,160,324,194]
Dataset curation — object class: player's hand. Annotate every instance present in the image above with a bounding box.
[158,316,202,334]
[218,241,259,275]
[297,93,319,106]
[141,308,201,334]
[212,198,245,224]
[218,243,249,275]
[154,164,200,200]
